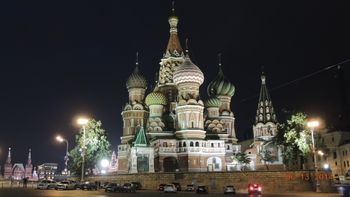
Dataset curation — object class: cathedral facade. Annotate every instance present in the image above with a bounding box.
[117,10,241,174]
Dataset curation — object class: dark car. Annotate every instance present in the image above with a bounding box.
[172,182,181,191]
[105,183,119,192]
[81,182,97,190]
[224,185,236,194]
[131,182,142,190]
[248,183,262,195]
[121,183,136,193]
[196,185,208,194]
[159,184,166,191]
[186,184,195,191]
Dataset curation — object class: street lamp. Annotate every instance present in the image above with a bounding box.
[56,135,69,174]
[77,118,89,182]
[307,120,320,192]
[100,159,109,174]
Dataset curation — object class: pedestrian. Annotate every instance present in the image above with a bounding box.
[23,177,28,188]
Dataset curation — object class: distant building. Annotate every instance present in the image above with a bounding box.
[243,73,283,170]
[3,148,12,179]
[37,163,58,180]
[319,131,350,176]
[108,151,118,173]
[3,148,34,180]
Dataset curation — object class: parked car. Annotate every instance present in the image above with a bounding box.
[105,183,119,192]
[248,183,262,195]
[224,185,236,194]
[37,180,56,190]
[131,182,142,190]
[121,183,136,193]
[55,181,76,190]
[159,183,166,191]
[186,184,195,191]
[101,182,110,189]
[172,182,181,191]
[81,181,97,190]
[164,184,177,193]
[196,185,208,194]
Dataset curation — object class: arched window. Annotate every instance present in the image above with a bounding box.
[211,143,214,148]
[195,142,199,147]
[179,142,182,147]
[183,142,186,147]
[227,145,230,150]
[190,141,194,147]
[218,143,221,147]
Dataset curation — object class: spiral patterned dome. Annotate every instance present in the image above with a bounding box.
[207,66,235,97]
[205,97,222,108]
[145,89,167,106]
[126,64,147,89]
[173,55,204,86]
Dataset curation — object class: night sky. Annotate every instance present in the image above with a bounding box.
[0,1,349,171]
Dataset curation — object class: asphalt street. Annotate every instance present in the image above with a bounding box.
[0,188,342,197]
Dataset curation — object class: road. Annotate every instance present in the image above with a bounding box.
[0,188,341,197]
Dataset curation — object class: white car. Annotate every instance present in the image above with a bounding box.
[55,181,76,190]
[37,180,56,190]
[164,184,177,193]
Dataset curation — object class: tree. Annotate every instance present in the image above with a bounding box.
[273,112,314,170]
[232,152,251,171]
[259,147,277,170]
[69,119,111,176]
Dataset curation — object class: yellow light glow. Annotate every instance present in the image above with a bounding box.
[77,118,89,125]
[56,136,63,142]
[307,120,319,128]
[317,150,324,156]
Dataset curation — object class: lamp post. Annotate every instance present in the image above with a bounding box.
[77,118,89,182]
[56,135,69,174]
[307,120,320,192]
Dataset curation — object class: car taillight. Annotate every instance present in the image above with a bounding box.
[258,187,262,191]
[249,186,254,190]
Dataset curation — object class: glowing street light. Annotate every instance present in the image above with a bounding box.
[56,135,69,174]
[317,150,324,156]
[307,120,320,192]
[77,117,89,182]
[100,159,109,175]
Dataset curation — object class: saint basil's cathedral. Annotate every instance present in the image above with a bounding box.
[117,7,283,174]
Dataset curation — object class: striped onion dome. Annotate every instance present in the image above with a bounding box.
[173,54,204,85]
[204,97,222,108]
[126,63,147,89]
[207,65,235,97]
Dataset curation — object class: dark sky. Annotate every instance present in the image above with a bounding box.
[0,1,349,171]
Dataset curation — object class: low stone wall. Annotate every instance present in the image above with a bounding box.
[87,171,334,193]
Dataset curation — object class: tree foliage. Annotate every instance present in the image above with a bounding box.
[232,152,251,170]
[69,119,111,176]
[274,112,312,169]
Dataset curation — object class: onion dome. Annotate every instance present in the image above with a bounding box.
[145,88,167,106]
[207,55,235,97]
[173,54,204,86]
[205,97,222,108]
[126,53,147,89]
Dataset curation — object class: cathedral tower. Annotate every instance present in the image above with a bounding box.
[173,47,205,139]
[25,148,33,179]
[121,53,149,144]
[206,56,237,143]
[158,6,185,130]
[4,147,12,179]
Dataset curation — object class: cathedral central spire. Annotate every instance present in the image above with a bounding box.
[164,1,183,58]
